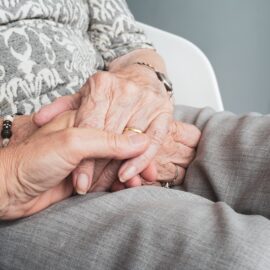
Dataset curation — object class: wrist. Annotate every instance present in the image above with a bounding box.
[108,48,167,73]
[0,114,38,147]
[0,113,36,219]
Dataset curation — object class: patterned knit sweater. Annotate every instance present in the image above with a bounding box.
[0,0,152,116]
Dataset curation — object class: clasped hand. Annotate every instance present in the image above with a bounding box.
[1,65,201,220]
[35,65,200,194]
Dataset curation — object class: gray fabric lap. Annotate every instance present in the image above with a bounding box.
[1,105,270,269]
[1,187,269,270]
[174,105,270,218]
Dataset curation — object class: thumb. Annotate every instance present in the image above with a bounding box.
[16,128,149,198]
[61,128,150,162]
[34,93,81,126]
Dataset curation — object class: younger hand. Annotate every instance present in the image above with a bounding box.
[1,111,149,220]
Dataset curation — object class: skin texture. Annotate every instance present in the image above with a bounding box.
[34,48,177,194]
[0,111,200,220]
[0,111,150,220]
[35,103,201,193]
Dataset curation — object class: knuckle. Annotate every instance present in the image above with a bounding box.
[96,72,114,89]
[179,147,196,167]
[176,122,202,147]
[95,71,111,81]
[80,115,102,129]
[116,82,138,107]
[182,145,193,158]
[125,81,137,95]
[175,121,185,138]
[150,127,167,146]
[91,72,113,100]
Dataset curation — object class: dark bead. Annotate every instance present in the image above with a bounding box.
[3,120,12,126]
[1,129,12,139]
[15,112,23,116]
[3,124,12,129]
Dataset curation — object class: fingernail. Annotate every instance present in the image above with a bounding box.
[128,134,147,146]
[119,166,137,183]
[76,174,89,195]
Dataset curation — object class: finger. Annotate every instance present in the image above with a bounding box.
[91,160,122,192]
[140,161,157,182]
[16,129,149,200]
[84,103,133,193]
[91,125,143,192]
[171,121,201,148]
[173,166,186,186]
[75,74,110,128]
[118,113,171,182]
[73,159,95,195]
[157,142,196,168]
[55,128,150,167]
[124,175,142,188]
[157,164,186,186]
[141,179,161,187]
[91,127,145,192]
[103,81,137,132]
[73,75,111,194]
[34,93,81,126]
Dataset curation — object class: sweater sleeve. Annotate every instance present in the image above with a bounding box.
[87,0,154,67]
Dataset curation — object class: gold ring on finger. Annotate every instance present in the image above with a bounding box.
[124,127,143,134]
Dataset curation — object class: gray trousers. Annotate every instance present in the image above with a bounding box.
[0,106,270,270]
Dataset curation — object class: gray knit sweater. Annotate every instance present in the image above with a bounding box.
[0,0,152,116]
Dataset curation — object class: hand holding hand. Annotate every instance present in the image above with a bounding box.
[34,65,173,194]
[0,111,149,220]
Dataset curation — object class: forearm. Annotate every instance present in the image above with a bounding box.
[108,48,167,74]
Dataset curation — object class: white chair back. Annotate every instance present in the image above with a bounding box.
[138,22,224,111]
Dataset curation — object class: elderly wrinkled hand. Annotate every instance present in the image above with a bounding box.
[35,103,201,192]
[153,120,201,185]
[109,120,201,191]
[35,62,173,194]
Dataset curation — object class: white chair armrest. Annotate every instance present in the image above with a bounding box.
[138,22,224,111]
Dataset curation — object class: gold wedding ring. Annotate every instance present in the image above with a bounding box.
[124,127,143,134]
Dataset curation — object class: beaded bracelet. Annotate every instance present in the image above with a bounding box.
[1,113,22,147]
[1,115,14,147]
